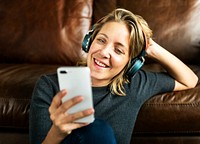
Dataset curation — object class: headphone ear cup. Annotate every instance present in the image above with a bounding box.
[126,56,145,78]
[82,29,94,53]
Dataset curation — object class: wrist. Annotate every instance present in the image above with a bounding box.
[146,40,164,61]
[42,125,70,144]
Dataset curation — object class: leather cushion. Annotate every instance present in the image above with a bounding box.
[0,64,59,129]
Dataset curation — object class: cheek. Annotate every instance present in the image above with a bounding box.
[87,42,100,60]
[86,45,96,65]
[112,56,129,69]
[87,43,96,56]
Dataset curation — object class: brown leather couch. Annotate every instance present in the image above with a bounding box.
[0,0,199,143]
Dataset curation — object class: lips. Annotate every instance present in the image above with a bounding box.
[94,59,109,68]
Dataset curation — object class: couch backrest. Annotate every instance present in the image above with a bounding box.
[93,0,200,64]
[0,0,93,65]
[1,0,199,65]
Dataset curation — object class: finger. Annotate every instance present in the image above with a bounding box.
[56,96,84,115]
[57,122,89,134]
[65,122,89,132]
[57,109,94,133]
[64,108,94,123]
[49,89,67,114]
[50,96,85,126]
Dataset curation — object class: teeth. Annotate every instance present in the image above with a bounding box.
[95,59,106,67]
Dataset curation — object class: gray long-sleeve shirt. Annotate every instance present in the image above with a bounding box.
[29,69,175,144]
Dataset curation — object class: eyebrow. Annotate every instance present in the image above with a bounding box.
[98,33,108,38]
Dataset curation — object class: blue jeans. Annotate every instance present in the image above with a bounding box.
[62,119,117,144]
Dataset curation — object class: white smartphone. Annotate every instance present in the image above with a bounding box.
[57,67,94,123]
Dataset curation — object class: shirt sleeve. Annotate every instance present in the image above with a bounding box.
[29,74,59,144]
[129,69,175,104]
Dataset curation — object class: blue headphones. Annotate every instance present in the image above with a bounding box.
[82,27,146,79]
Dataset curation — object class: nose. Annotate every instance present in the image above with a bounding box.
[99,44,112,58]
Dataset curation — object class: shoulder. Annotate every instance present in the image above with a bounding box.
[128,69,152,86]
[128,69,175,94]
[36,73,58,88]
[131,69,174,83]
[32,73,59,102]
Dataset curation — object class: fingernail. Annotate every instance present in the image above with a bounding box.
[61,89,67,93]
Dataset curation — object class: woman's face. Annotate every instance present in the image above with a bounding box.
[87,21,130,86]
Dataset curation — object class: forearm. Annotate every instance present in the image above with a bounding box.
[146,39,198,91]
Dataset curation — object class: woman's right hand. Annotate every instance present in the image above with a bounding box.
[43,89,94,144]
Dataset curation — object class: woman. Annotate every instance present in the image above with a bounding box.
[29,8,198,144]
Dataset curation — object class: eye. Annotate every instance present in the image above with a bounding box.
[96,38,106,44]
[115,47,124,55]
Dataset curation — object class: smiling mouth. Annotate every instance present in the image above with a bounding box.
[94,59,109,68]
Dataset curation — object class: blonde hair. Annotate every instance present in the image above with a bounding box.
[78,8,153,96]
